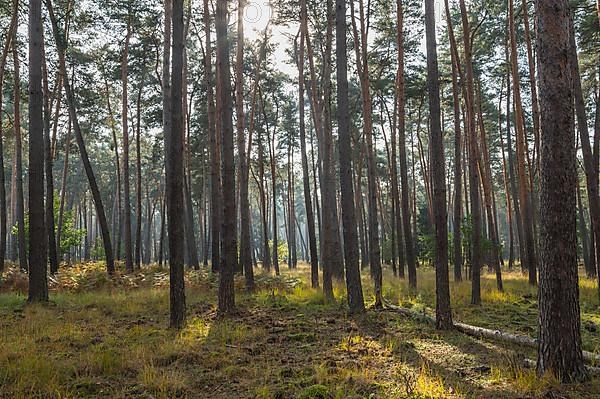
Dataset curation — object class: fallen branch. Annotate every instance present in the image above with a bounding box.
[383,303,600,365]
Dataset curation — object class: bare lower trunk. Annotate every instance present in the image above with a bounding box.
[536,0,586,381]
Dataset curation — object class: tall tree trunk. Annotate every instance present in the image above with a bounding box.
[265,103,280,276]
[13,35,28,272]
[42,38,59,275]
[351,0,382,307]
[28,0,48,302]
[459,0,483,304]
[216,0,236,314]
[103,75,122,261]
[236,0,254,291]
[161,0,172,269]
[425,0,452,330]
[336,0,364,314]
[499,92,515,271]
[122,16,133,273]
[476,85,503,291]
[504,32,526,274]
[135,66,145,269]
[521,0,540,176]
[167,0,186,328]
[46,0,115,274]
[568,14,600,294]
[444,0,462,282]
[321,0,345,282]
[0,0,18,273]
[296,17,319,288]
[302,0,337,298]
[205,0,221,274]
[56,116,71,261]
[536,0,586,381]
[509,0,537,285]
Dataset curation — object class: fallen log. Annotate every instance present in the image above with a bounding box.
[383,303,600,365]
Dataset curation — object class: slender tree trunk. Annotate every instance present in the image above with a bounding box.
[577,181,593,277]
[266,105,280,276]
[296,17,319,287]
[425,0,452,330]
[499,96,515,271]
[42,38,59,275]
[216,0,236,314]
[351,0,382,307]
[509,0,537,285]
[13,36,28,272]
[522,0,540,176]
[103,75,123,261]
[476,85,503,291]
[336,0,364,314]
[321,0,345,282]
[167,0,186,328]
[459,0,483,304]
[28,0,48,302]
[236,0,254,291]
[569,14,600,294]
[205,0,221,273]
[46,0,115,274]
[536,0,586,381]
[56,116,71,261]
[445,0,462,282]
[302,0,337,298]
[122,16,133,273]
[134,66,145,269]
[504,31,526,274]
[0,0,18,272]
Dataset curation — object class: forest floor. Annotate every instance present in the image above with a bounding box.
[1,263,600,399]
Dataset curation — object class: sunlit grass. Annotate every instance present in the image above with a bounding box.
[0,261,598,397]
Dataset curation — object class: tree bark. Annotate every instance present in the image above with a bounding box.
[122,16,133,273]
[167,0,186,328]
[216,0,236,314]
[459,0,483,304]
[205,0,221,273]
[236,0,254,291]
[425,0,452,330]
[12,36,28,273]
[536,0,586,381]
[42,38,59,275]
[135,64,146,268]
[296,16,319,288]
[0,0,18,273]
[336,0,364,314]
[444,0,462,282]
[28,0,48,302]
[351,0,382,307]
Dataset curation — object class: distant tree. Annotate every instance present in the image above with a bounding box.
[0,0,17,273]
[46,0,115,275]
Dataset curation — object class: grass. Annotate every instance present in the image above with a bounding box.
[0,262,599,398]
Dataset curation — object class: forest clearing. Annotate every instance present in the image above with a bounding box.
[1,263,600,399]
